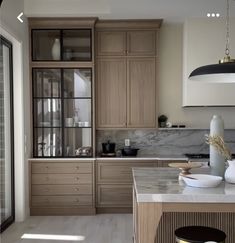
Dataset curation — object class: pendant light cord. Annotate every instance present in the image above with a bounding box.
[225,0,230,57]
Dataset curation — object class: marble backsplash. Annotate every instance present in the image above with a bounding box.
[96,129,235,155]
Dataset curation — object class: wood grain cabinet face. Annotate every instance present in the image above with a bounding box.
[97,185,132,207]
[128,58,156,128]
[127,31,156,56]
[97,31,126,56]
[96,58,127,128]
[29,160,94,215]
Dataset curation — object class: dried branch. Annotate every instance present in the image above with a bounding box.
[205,134,232,160]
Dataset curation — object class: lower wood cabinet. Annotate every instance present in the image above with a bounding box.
[29,159,95,216]
[96,160,156,213]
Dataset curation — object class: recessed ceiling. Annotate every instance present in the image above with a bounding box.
[24,0,235,23]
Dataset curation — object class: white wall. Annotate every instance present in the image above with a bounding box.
[0,0,30,221]
[158,22,235,129]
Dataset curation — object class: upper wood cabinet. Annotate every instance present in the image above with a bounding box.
[96,58,127,128]
[95,19,162,129]
[97,31,126,56]
[96,30,156,56]
[127,58,156,128]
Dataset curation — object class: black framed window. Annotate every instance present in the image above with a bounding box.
[0,36,15,233]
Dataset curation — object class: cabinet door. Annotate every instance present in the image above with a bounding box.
[127,31,156,56]
[96,58,127,128]
[97,31,126,56]
[127,58,156,128]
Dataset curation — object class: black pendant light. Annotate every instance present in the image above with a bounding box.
[189,0,235,82]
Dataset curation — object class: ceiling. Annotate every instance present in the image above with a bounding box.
[24,0,235,22]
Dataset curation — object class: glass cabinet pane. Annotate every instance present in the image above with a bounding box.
[62,30,91,61]
[64,99,91,127]
[34,128,62,157]
[34,98,61,127]
[33,69,61,97]
[32,30,61,61]
[64,128,92,156]
[63,69,91,98]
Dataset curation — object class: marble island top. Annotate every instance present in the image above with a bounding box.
[133,167,235,203]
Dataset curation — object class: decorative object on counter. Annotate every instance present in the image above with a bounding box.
[208,115,226,177]
[225,160,235,184]
[166,121,172,128]
[121,147,139,156]
[102,140,116,154]
[65,117,74,127]
[168,162,202,180]
[189,0,235,83]
[51,38,60,60]
[158,114,168,128]
[75,146,92,157]
[182,174,222,188]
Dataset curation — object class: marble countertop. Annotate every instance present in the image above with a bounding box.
[133,167,235,203]
[30,154,188,161]
[96,154,188,160]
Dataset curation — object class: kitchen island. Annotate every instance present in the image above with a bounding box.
[133,167,235,243]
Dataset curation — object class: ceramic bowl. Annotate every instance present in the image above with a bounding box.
[182,174,222,188]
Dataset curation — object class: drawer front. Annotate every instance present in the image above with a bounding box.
[32,174,92,185]
[32,195,92,207]
[97,185,132,207]
[31,162,92,174]
[97,162,155,183]
[32,185,92,196]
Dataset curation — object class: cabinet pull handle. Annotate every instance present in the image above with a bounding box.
[76,177,79,180]
[76,188,79,191]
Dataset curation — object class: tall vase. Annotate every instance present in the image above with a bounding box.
[210,115,225,177]
[51,38,60,60]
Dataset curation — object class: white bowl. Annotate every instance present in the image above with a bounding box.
[182,174,222,188]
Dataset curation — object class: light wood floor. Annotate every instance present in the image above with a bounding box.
[1,214,133,243]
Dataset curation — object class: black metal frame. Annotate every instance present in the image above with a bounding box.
[32,67,93,158]
[0,35,15,233]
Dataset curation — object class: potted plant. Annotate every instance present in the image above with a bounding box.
[158,115,168,128]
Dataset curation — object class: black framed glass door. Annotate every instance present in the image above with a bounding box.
[0,36,14,233]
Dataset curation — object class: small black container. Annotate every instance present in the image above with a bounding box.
[121,147,139,156]
[102,140,116,154]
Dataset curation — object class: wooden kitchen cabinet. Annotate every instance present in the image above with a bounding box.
[97,31,126,56]
[96,58,127,128]
[29,159,96,215]
[96,160,156,213]
[127,58,156,127]
[95,20,162,129]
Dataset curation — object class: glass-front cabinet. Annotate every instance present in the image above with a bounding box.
[30,18,96,158]
[33,68,92,157]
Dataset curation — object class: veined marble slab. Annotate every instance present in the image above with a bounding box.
[96,154,187,161]
[133,167,235,203]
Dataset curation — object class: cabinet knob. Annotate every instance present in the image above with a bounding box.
[76,166,79,170]
[46,166,49,169]
[75,188,79,191]
[76,177,79,180]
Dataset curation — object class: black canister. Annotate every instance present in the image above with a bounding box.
[102,140,116,154]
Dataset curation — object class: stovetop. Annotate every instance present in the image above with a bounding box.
[184,153,235,159]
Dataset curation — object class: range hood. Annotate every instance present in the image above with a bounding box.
[183,18,235,107]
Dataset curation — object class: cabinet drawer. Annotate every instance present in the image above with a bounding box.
[97,185,132,207]
[32,185,92,196]
[32,174,92,185]
[97,162,155,183]
[31,162,92,174]
[32,195,92,207]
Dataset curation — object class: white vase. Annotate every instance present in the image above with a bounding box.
[209,115,225,177]
[51,38,60,60]
[225,160,235,183]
